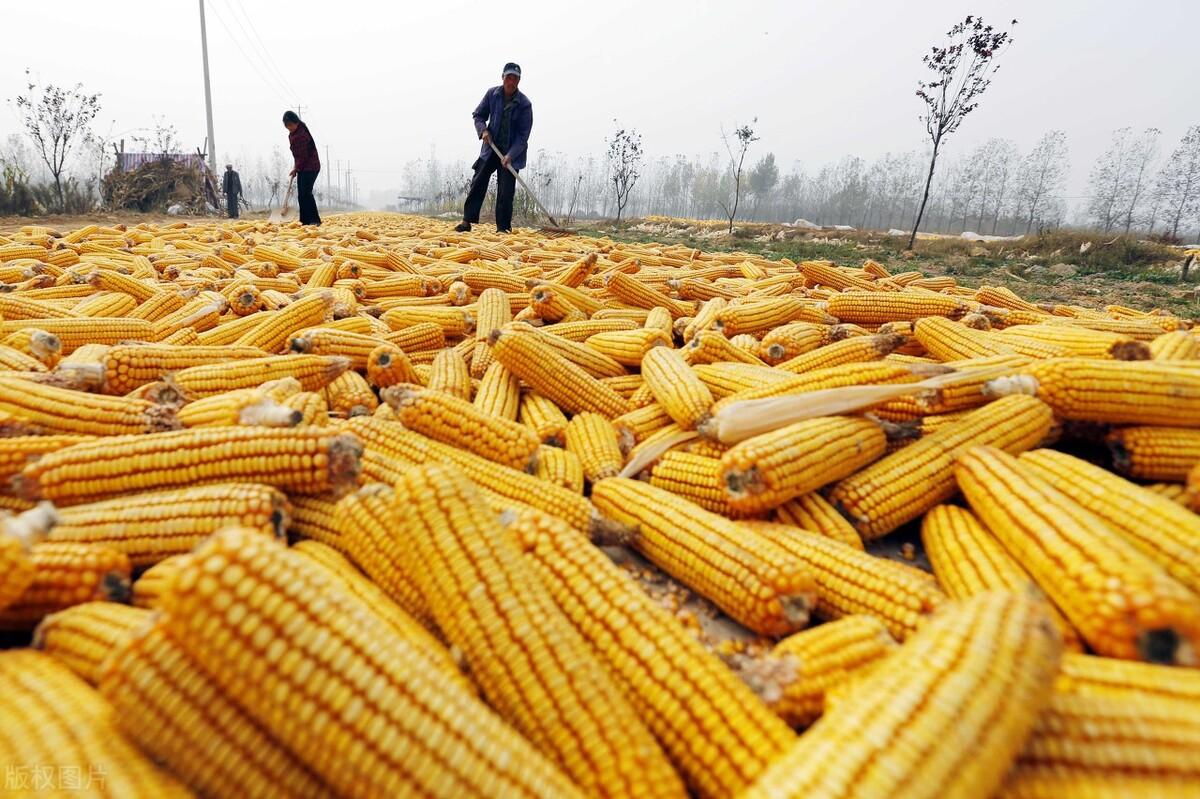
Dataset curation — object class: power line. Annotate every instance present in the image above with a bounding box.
[210,0,295,106]
[225,0,302,106]
[204,0,292,109]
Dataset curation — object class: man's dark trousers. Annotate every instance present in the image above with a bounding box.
[226,195,239,219]
[462,153,516,231]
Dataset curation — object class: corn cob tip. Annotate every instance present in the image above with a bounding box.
[982,373,1038,399]
[238,399,303,428]
[288,335,313,354]
[727,652,799,705]
[587,510,639,547]
[1140,627,1193,666]
[102,571,132,603]
[1111,340,1152,360]
[145,403,183,432]
[1,501,58,544]
[378,383,421,409]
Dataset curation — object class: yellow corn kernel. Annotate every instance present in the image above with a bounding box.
[564,411,625,482]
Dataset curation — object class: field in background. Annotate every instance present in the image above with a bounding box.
[580,218,1200,318]
[5,209,1196,318]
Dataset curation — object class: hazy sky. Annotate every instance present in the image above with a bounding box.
[3,0,1197,208]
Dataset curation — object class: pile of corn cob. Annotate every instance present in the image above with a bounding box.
[1,212,1198,798]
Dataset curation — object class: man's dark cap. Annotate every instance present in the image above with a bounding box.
[502,63,521,78]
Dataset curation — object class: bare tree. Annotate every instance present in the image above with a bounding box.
[1119,128,1160,234]
[980,138,1019,234]
[908,15,1016,249]
[1152,125,1200,239]
[10,69,101,212]
[606,124,643,224]
[1014,130,1068,234]
[717,119,759,233]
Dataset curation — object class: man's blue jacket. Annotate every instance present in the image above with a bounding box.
[472,86,533,171]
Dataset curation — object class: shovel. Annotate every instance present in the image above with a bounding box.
[486,139,573,235]
[269,176,296,223]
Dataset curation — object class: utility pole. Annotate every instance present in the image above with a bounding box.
[346,161,351,207]
[198,0,217,174]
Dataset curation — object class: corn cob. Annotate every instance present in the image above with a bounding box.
[591,478,817,635]
[506,507,797,797]
[0,342,49,372]
[424,347,469,399]
[681,329,761,365]
[760,322,827,363]
[101,618,337,798]
[957,446,1200,664]
[337,482,435,628]
[564,411,625,482]
[828,395,1053,539]
[641,346,714,429]
[383,384,540,470]
[1016,690,1200,782]
[921,504,1084,651]
[776,332,904,374]
[693,362,794,397]
[491,327,632,417]
[0,293,76,319]
[999,765,1198,798]
[642,304,674,333]
[772,492,863,550]
[98,342,268,394]
[351,415,614,534]
[741,591,1062,799]
[1149,329,1199,361]
[0,649,192,796]
[290,540,469,690]
[467,361,518,421]
[169,525,582,797]
[281,389,329,424]
[750,615,898,727]
[72,291,138,317]
[0,435,95,487]
[1018,449,1200,594]
[170,353,348,398]
[720,416,887,513]
[0,375,178,436]
[534,444,585,493]
[826,291,969,325]
[2,327,62,367]
[1189,462,1200,511]
[175,386,299,427]
[986,358,1200,426]
[130,553,190,609]
[18,426,361,504]
[1056,652,1200,707]
[288,326,384,369]
[800,260,879,291]
[389,464,684,798]
[519,390,570,444]
[0,542,131,629]
[682,297,727,341]
[47,483,288,568]
[913,316,1014,360]
[648,450,757,517]
[0,317,153,354]
[232,291,331,352]
[742,521,946,639]
[381,305,475,337]
[364,343,417,389]
[32,601,151,685]
[607,271,693,318]
[1107,425,1200,481]
[613,402,673,446]
[322,369,378,416]
[0,504,59,612]
[996,323,1150,360]
[586,327,671,366]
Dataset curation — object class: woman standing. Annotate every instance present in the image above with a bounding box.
[283,110,321,225]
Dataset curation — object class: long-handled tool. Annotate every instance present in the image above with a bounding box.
[486,139,572,234]
[269,175,296,223]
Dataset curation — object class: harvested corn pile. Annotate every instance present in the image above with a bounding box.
[1,212,1198,797]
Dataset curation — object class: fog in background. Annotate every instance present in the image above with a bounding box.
[3,0,1198,232]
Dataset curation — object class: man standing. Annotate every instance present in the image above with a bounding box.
[222,163,243,219]
[456,62,532,234]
